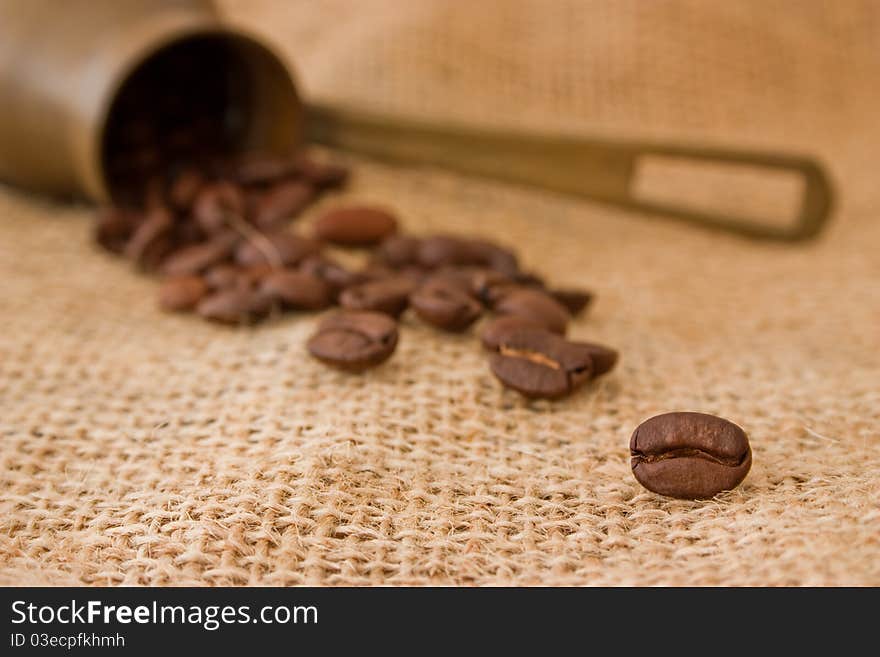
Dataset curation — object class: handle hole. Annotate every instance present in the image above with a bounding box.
[632,154,805,232]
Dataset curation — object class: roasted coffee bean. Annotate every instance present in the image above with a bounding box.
[410,280,482,332]
[170,219,205,248]
[196,287,273,324]
[493,288,571,334]
[359,262,428,285]
[630,412,752,499]
[95,207,139,254]
[260,270,332,310]
[483,323,614,377]
[139,236,176,271]
[479,315,552,351]
[426,267,485,296]
[203,263,242,290]
[193,182,246,234]
[314,206,398,246]
[418,235,476,269]
[252,180,315,230]
[580,342,618,377]
[230,153,301,185]
[235,231,321,267]
[374,234,421,268]
[160,232,238,276]
[158,275,208,312]
[298,255,368,296]
[307,311,398,371]
[168,168,205,211]
[204,263,274,290]
[471,269,516,306]
[123,208,173,267]
[549,287,593,317]
[488,327,594,399]
[295,156,350,189]
[143,175,167,209]
[470,239,519,276]
[512,271,546,288]
[338,277,416,318]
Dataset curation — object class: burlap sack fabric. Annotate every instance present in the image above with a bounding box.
[1,0,878,586]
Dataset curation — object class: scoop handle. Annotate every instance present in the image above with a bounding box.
[306,102,833,241]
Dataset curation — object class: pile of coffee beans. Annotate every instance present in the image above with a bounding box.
[94,151,617,400]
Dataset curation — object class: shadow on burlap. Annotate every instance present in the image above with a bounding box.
[1,0,878,585]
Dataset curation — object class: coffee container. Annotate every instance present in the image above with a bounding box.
[0,0,301,202]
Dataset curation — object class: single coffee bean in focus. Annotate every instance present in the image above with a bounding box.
[630,412,752,499]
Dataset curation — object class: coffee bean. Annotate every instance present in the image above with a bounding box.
[314,206,398,246]
[479,315,552,351]
[160,232,238,276]
[298,255,368,297]
[307,311,398,371]
[260,270,332,310]
[548,287,593,316]
[168,168,205,211]
[158,275,208,312]
[234,231,321,267]
[512,271,545,288]
[418,236,476,269]
[295,156,350,189]
[237,264,275,287]
[123,208,172,265]
[252,180,315,230]
[338,277,416,318]
[427,267,485,296]
[359,262,428,286]
[229,153,300,185]
[580,342,618,377]
[144,176,167,210]
[196,287,273,324]
[488,327,593,399]
[469,239,519,276]
[630,412,752,499]
[471,269,516,306]
[493,288,571,334]
[139,235,176,271]
[193,182,246,234]
[95,207,139,254]
[374,235,421,268]
[410,280,482,332]
[203,263,243,290]
[203,263,271,290]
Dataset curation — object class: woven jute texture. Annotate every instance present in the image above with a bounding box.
[2,0,879,586]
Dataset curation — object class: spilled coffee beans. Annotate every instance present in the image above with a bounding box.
[94,150,609,392]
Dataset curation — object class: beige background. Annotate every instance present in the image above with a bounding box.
[1,0,878,585]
